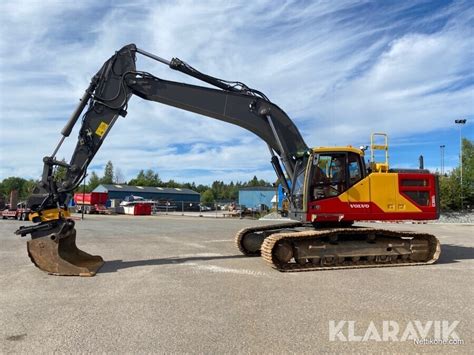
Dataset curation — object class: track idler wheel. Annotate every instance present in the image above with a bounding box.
[273,241,293,264]
[27,220,104,276]
[241,233,265,255]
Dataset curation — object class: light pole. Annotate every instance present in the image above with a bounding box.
[440,145,445,176]
[82,172,88,220]
[454,119,467,209]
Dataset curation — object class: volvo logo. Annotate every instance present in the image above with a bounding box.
[349,203,370,209]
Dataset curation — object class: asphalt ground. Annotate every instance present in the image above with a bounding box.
[1,215,472,353]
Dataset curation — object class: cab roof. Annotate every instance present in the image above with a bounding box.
[311,146,364,155]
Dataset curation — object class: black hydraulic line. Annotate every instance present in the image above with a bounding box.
[265,114,293,178]
[168,58,245,94]
[49,81,97,158]
[270,153,292,204]
[136,47,171,66]
[136,47,267,99]
[61,81,96,137]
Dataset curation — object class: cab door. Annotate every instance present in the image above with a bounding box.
[346,152,370,205]
[309,152,348,201]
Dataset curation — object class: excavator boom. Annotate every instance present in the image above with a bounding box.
[25,44,307,215]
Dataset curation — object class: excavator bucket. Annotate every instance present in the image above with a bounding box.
[25,222,104,276]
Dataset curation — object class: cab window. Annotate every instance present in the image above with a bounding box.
[292,165,306,210]
[348,152,362,186]
[311,153,346,200]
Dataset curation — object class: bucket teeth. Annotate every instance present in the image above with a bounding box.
[26,222,104,276]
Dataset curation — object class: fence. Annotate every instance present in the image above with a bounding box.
[152,200,272,219]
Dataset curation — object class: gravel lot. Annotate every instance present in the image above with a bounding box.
[1,215,472,353]
[436,212,474,224]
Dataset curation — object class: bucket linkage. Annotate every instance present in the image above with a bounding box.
[15,219,104,276]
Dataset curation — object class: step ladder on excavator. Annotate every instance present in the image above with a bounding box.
[370,132,389,173]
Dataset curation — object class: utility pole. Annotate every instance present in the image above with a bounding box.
[82,172,88,220]
[440,145,445,176]
[454,119,467,209]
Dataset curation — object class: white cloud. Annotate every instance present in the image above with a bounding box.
[0,0,472,185]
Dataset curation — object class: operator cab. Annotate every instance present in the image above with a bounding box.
[309,147,366,201]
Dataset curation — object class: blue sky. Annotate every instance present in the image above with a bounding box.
[0,0,473,185]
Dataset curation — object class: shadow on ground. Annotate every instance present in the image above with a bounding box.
[98,243,473,274]
[100,254,248,273]
[436,244,474,265]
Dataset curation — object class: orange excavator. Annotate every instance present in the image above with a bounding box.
[15,44,440,276]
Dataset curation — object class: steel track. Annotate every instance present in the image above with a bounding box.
[235,223,441,272]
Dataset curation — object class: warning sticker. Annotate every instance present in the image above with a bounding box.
[95,122,109,137]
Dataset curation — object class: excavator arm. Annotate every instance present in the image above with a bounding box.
[15,44,308,276]
[26,44,308,214]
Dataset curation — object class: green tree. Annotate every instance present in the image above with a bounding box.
[114,167,126,184]
[195,184,209,193]
[211,180,225,199]
[0,177,37,201]
[23,180,37,199]
[201,189,215,204]
[128,169,162,186]
[0,177,25,199]
[144,169,161,186]
[439,175,458,211]
[165,179,180,188]
[245,175,271,188]
[110,169,272,203]
[438,138,473,211]
[460,138,473,209]
[101,161,114,185]
[87,171,101,192]
[53,158,68,183]
[247,175,260,187]
[226,181,238,200]
[128,170,146,186]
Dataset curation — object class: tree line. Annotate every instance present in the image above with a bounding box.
[438,138,473,211]
[0,159,272,205]
[85,161,272,203]
[1,139,472,210]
